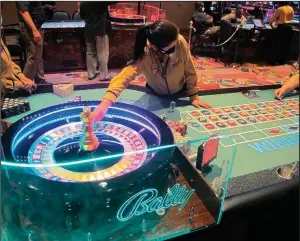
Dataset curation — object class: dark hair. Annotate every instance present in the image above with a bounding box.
[129,19,179,65]
[236,5,243,18]
[195,2,204,11]
[223,7,231,15]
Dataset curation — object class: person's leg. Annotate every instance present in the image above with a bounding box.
[35,30,45,82]
[96,35,109,80]
[19,23,44,82]
[86,37,98,80]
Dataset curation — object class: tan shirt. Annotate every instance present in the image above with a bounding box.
[1,38,26,91]
[221,13,247,25]
[270,6,294,24]
[104,34,198,103]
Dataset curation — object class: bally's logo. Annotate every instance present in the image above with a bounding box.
[117,184,195,221]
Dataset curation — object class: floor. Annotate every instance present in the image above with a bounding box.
[43,56,297,90]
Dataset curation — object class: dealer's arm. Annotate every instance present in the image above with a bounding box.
[275,74,299,99]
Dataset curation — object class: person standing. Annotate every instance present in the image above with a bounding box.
[270,2,294,65]
[16,2,46,84]
[80,2,115,80]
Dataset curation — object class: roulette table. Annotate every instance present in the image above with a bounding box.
[1,85,298,240]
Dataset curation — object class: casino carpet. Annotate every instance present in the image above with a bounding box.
[44,57,296,90]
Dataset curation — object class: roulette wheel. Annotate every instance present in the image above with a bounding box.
[1,101,175,240]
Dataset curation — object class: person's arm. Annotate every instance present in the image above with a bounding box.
[240,15,247,24]
[275,74,299,99]
[93,65,141,122]
[11,61,26,80]
[11,61,35,88]
[17,2,41,43]
[221,13,234,22]
[103,65,140,103]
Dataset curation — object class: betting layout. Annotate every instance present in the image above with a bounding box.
[180,98,299,147]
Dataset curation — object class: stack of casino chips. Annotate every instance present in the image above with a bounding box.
[53,84,74,97]
[68,95,82,103]
[165,120,187,136]
[165,120,190,153]
[1,98,31,119]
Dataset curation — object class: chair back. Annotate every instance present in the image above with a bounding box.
[192,17,212,35]
[72,11,82,20]
[219,20,234,43]
[52,11,70,21]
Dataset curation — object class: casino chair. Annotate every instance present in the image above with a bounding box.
[217,20,241,64]
[190,18,216,55]
[2,24,26,70]
[52,11,71,21]
[72,11,82,21]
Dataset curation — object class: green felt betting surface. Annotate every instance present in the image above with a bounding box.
[6,88,299,180]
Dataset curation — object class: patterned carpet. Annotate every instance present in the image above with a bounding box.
[44,57,296,90]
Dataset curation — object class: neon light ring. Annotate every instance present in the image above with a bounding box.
[1,101,175,240]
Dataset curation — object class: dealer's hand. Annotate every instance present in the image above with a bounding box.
[93,99,113,122]
[274,87,287,100]
[190,95,212,109]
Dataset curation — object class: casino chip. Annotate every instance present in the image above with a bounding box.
[291,111,299,116]
[198,117,208,123]
[221,108,231,113]
[239,112,249,117]
[257,103,267,108]
[231,106,241,112]
[191,111,201,117]
[201,110,211,115]
[265,115,276,120]
[212,108,222,114]
[226,120,238,126]
[248,111,258,116]
[247,117,257,123]
[282,106,291,111]
[257,110,267,115]
[229,113,239,119]
[1,98,30,119]
[215,121,227,128]
[218,114,229,120]
[208,116,219,122]
[204,123,216,130]
[240,105,250,110]
[256,116,267,122]
[237,119,247,124]
[274,113,285,119]
[266,107,275,113]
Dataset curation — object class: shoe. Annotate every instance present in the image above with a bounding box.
[35,77,47,85]
[99,72,109,81]
[88,73,99,80]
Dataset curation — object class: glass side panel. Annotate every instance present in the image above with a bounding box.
[1,137,235,241]
[1,100,235,241]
